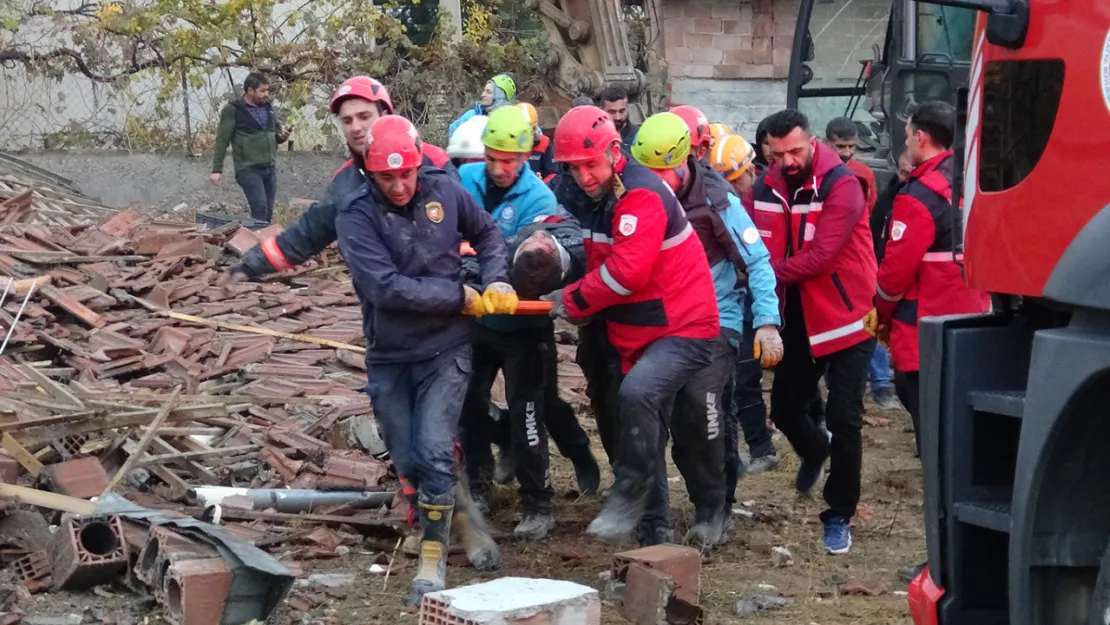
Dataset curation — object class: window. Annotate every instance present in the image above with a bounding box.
[978,60,1065,193]
[916,4,976,63]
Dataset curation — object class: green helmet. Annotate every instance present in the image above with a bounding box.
[632,112,692,169]
[482,106,534,153]
[490,73,517,101]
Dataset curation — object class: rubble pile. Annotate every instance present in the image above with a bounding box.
[0,165,405,623]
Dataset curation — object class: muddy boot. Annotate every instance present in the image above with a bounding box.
[636,520,674,547]
[685,504,727,549]
[513,511,556,541]
[452,480,500,572]
[586,471,650,539]
[571,453,601,497]
[402,491,453,608]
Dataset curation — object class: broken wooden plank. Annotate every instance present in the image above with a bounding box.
[100,386,181,497]
[2,433,42,476]
[0,483,96,515]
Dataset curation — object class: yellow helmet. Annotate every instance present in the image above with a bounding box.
[707,122,732,147]
[516,102,539,131]
[482,105,534,153]
[631,112,691,170]
[711,134,757,181]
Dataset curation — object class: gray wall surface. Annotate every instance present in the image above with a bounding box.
[13,149,349,209]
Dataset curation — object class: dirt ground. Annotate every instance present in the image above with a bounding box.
[22,373,925,625]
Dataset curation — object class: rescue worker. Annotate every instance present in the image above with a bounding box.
[709,134,783,475]
[632,113,782,546]
[542,106,722,546]
[517,102,558,183]
[450,73,517,138]
[872,150,916,263]
[875,100,991,457]
[743,109,877,555]
[335,115,516,606]
[824,118,898,411]
[228,76,456,280]
[599,84,639,152]
[456,106,562,539]
[447,115,489,169]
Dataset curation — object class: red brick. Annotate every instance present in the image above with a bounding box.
[612,545,700,606]
[619,563,674,624]
[723,49,755,65]
[753,36,773,64]
[753,13,773,38]
[0,453,20,484]
[226,227,259,256]
[164,558,232,625]
[713,34,750,50]
[691,17,721,34]
[722,19,751,35]
[156,237,206,260]
[682,33,714,49]
[44,457,109,499]
[51,515,128,589]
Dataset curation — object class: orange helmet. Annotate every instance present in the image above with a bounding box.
[516,102,539,131]
[707,122,732,147]
[710,134,757,182]
[670,105,711,147]
[330,76,394,115]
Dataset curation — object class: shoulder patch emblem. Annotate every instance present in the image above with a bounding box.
[891,220,907,241]
[426,201,444,224]
[500,204,516,222]
[619,214,638,236]
[741,226,760,245]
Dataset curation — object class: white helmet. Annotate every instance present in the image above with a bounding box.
[448,115,489,159]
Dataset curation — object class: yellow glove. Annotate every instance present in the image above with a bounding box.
[463,285,486,318]
[864,308,878,337]
[481,281,519,315]
[753,325,784,368]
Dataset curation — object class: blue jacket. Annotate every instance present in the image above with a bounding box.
[336,169,509,364]
[458,161,558,332]
[678,159,780,335]
[449,98,510,139]
[458,162,558,238]
[237,152,458,277]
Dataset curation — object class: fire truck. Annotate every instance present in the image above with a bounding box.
[873,1,1110,623]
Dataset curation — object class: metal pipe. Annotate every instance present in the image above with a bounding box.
[186,486,394,513]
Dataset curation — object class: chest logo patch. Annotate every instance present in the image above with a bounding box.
[426,202,445,224]
[741,226,760,245]
[891,220,907,241]
[501,205,516,222]
[619,214,638,236]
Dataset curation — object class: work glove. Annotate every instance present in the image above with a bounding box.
[481,281,519,315]
[463,285,486,318]
[753,325,784,368]
[877,324,892,350]
[540,289,589,326]
[864,308,879,337]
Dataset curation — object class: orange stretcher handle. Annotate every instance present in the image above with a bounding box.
[513,300,554,315]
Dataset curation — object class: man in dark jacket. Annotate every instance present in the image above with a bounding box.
[336,115,514,607]
[211,72,292,223]
[600,84,639,154]
[228,77,457,280]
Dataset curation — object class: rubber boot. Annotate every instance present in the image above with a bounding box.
[452,478,500,571]
[685,504,727,549]
[402,491,453,608]
[636,520,675,547]
[586,469,651,539]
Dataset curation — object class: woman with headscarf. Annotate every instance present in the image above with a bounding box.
[450,73,517,138]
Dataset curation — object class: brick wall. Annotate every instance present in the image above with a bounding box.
[661,0,890,138]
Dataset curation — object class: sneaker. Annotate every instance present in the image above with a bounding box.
[513,512,555,540]
[823,517,852,554]
[747,452,782,475]
[872,387,902,411]
[795,454,827,493]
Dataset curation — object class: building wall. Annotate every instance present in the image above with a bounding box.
[661,0,891,139]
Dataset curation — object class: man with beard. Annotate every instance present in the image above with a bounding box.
[599,84,639,153]
[743,109,877,555]
[228,76,456,280]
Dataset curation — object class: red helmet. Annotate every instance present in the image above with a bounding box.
[670,105,711,147]
[553,106,622,163]
[365,116,423,172]
[330,76,394,115]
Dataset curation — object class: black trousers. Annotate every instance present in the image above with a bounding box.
[770,290,875,521]
[576,320,623,465]
[460,323,554,514]
[894,369,921,457]
[235,165,277,223]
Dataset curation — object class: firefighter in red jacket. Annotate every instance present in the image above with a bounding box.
[875,101,991,457]
[541,106,724,546]
[743,109,877,555]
